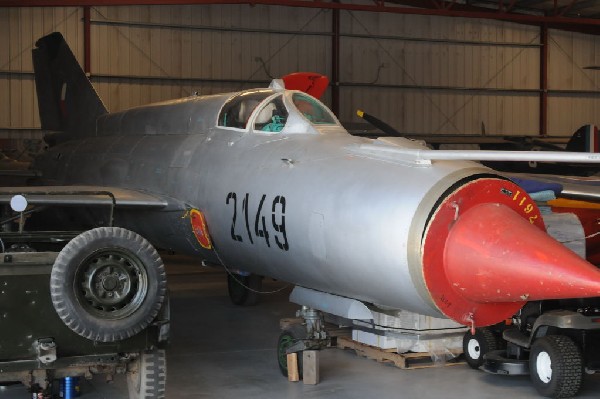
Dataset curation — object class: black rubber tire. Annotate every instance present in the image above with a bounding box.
[529,335,583,398]
[50,227,167,342]
[277,325,307,378]
[127,349,167,399]
[463,327,498,369]
[227,273,262,306]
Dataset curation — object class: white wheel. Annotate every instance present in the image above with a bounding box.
[529,335,583,398]
[462,328,498,369]
[535,351,553,384]
[467,338,482,360]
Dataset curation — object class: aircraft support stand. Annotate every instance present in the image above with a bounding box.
[278,307,332,384]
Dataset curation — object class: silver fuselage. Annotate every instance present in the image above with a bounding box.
[34,89,491,317]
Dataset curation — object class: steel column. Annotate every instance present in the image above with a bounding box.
[83,6,91,74]
[331,2,340,116]
[540,24,548,136]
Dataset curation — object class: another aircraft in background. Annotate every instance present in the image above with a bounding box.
[353,109,600,176]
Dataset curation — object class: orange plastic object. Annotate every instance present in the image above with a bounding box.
[548,198,600,210]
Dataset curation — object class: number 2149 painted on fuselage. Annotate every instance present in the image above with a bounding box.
[226,192,289,251]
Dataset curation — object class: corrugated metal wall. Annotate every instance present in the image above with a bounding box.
[339,11,541,136]
[1,4,600,140]
[0,7,82,137]
[548,29,600,135]
[90,5,331,111]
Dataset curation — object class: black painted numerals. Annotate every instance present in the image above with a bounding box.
[226,192,289,251]
[254,195,270,247]
[272,196,289,250]
[242,193,254,244]
[226,193,243,242]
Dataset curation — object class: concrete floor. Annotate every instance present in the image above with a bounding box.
[3,253,600,398]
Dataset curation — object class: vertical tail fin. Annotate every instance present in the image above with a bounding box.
[566,124,599,153]
[32,32,107,137]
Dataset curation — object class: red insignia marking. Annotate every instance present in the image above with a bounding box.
[190,209,212,250]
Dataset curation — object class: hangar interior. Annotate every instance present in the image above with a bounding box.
[3,1,600,149]
[2,1,600,398]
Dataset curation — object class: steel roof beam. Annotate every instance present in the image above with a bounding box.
[555,0,577,17]
[505,0,520,12]
[3,0,600,33]
[518,0,550,5]
[563,0,600,13]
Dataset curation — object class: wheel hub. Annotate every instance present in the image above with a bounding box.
[536,351,553,383]
[77,250,147,319]
[84,257,133,306]
[467,339,481,360]
[102,274,119,291]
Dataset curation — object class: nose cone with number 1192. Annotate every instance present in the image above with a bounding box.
[10,32,600,330]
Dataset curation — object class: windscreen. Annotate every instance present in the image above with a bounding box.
[292,93,336,125]
[218,90,274,129]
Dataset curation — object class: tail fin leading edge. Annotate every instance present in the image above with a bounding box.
[566,124,599,153]
[32,32,107,137]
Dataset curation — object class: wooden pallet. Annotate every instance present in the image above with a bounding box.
[336,336,464,370]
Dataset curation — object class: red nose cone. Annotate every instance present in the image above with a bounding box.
[444,203,600,302]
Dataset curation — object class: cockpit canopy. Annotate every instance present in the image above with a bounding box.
[217,89,340,134]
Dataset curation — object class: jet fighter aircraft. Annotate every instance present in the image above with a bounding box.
[3,32,600,344]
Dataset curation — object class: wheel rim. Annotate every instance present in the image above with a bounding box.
[536,351,553,383]
[467,338,481,360]
[278,334,294,370]
[76,249,148,319]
